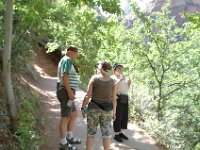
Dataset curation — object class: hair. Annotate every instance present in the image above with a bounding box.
[99,60,112,72]
[65,45,78,55]
[67,45,78,52]
[113,63,123,71]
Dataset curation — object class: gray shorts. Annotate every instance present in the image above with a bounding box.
[56,87,76,117]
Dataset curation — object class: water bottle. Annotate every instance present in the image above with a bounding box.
[84,107,88,114]
[81,107,88,118]
[67,100,74,107]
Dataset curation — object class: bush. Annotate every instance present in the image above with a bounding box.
[14,99,42,150]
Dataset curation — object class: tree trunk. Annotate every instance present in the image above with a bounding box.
[2,0,17,131]
[157,81,162,120]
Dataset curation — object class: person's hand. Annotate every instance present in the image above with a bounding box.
[128,79,131,85]
[81,108,87,118]
[112,113,116,121]
[68,91,75,100]
[128,79,131,89]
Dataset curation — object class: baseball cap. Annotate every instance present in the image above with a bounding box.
[113,63,123,70]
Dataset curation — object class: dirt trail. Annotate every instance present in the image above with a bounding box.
[32,50,162,150]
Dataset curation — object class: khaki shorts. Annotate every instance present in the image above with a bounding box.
[87,108,112,138]
[56,87,76,117]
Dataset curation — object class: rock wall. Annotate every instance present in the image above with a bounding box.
[145,0,200,25]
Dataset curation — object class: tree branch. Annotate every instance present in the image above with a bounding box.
[145,54,160,83]
[168,81,182,87]
[163,86,184,99]
[163,79,199,99]
[13,26,31,51]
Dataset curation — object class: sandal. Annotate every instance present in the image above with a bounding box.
[67,137,81,144]
[68,143,77,150]
[59,143,77,150]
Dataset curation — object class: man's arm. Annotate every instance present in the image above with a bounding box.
[81,78,93,118]
[82,79,93,109]
[62,72,75,100]
[128,79,131,89]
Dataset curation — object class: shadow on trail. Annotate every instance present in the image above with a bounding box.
[28,74,161,150]
[74,90,161,150]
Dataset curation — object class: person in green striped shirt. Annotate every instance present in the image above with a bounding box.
[56,45,80,150]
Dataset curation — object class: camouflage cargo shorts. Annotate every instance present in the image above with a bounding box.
[87,108,112,138]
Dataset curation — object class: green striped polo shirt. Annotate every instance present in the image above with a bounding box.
[57,56,79,90]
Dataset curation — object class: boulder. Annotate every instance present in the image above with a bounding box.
[145,0,200,26]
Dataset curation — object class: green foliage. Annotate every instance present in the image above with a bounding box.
[195,143,200,150]
[0,0,122,79]
[43,2,124,84]
[67,0,121,14]
[8,0,49,71]
[122,1,200,149]
[0,1,4,57]
[15,99,42,150]
[1,0,200,149]
[184,13,200,28]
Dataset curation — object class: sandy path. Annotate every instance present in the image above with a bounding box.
[34,75,161,150]
[32,50,162,150]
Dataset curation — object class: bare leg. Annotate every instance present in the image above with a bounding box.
[59,117,70,138]
[67,111,78,131]
[86,136,95,150]
[103,138,110,150]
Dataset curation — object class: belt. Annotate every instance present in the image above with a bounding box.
[57,82,76,93]
[117,93,128,96]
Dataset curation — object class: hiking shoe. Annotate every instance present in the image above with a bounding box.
[59,143,77,150]
[114,135,123,142]
[119,133,129,140]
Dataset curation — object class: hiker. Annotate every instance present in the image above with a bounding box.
[56,45,81,150]
[81,60,117,150]
[111,63,131,142]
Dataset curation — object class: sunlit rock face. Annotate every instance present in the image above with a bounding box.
[145,0,200,26]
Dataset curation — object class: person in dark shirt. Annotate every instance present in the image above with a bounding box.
[81,60,117,150]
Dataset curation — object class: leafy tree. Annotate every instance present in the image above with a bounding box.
[0,0,122,139]
[65,0,121,14]
[44,2,124,85]
[184,13,200,28]
[123,1,200,149]
[127,1,199,119]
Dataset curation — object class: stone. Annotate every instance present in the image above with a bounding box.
[186,5,199,12]
[145,0,200,26]
[173,0,186,7]
[192,0,200,5]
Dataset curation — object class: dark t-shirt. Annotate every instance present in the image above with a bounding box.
[88,75,115,109]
